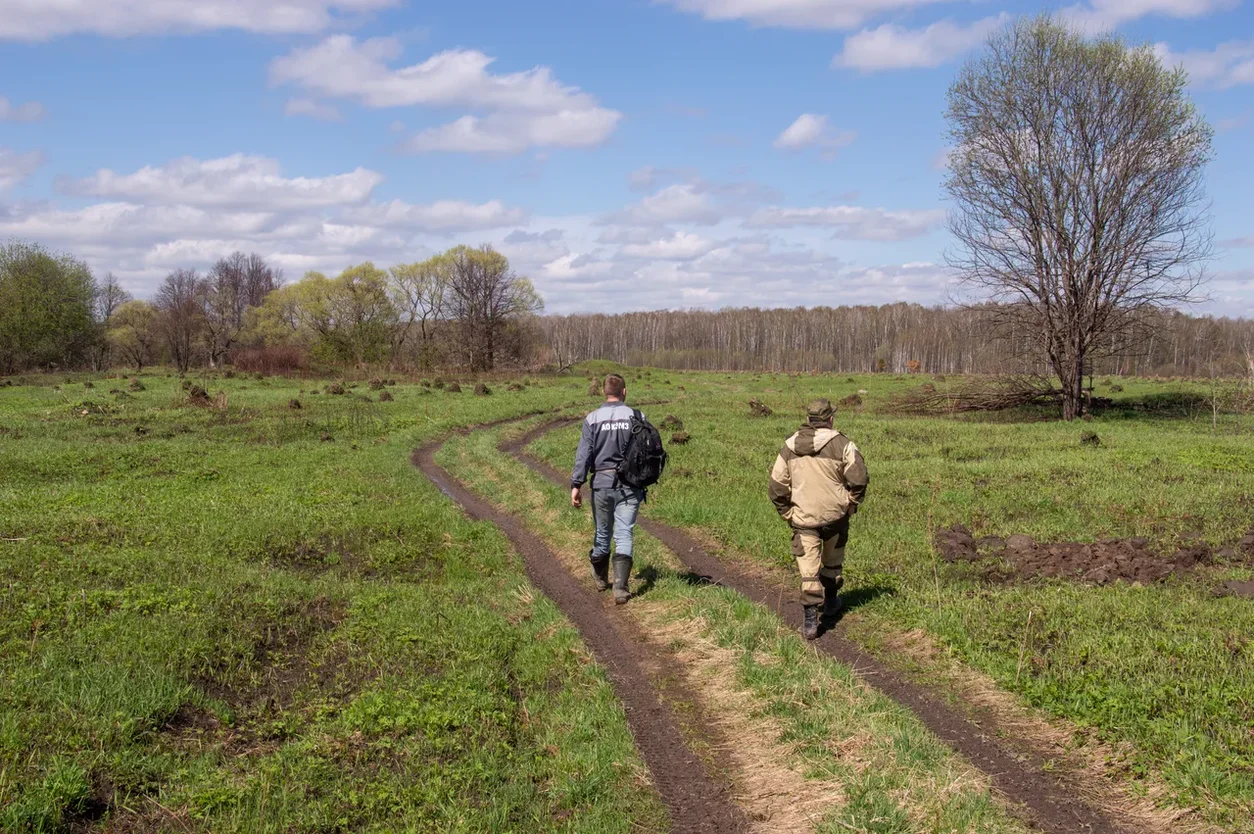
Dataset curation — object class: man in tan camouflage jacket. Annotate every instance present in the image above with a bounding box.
[768,399,869,640]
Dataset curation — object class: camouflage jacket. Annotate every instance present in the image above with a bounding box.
[768,425,868,529]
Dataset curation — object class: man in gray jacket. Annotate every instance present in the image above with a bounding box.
[571,374,643,604]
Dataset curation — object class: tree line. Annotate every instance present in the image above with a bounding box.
[0,241,542,375]
[541,305,1254,378]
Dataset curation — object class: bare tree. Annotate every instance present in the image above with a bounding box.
[944,16,1213,418]
[445,245,543,372]
[91,272,132,370]
[155,269,204,373]
[200,252,280,366]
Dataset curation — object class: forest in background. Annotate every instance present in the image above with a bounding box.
[4,239,1253,379]
[541,305,1254,378]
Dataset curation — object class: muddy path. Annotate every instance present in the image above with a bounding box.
[412,439,750,834]
[503,418,1134,834]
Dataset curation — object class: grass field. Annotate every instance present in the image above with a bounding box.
[529,371,1254,829]
[3,367,1252,832]
[0,372,674,833]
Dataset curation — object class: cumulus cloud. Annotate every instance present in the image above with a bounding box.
[270,36,621,154]
[773,114,856,158]
[599,184,726,227]
[61,154,383,210]
[618,231,717,260]
[0,96,45,121]
[0,149,533,295]
[835,15,1007,71]
[0,0,397,40]
[0,147,43,191]
[745,204,945,240]
[284,98,342,122]
[505,228,564,243]
[1154,40,1254,88]
[343,199,527,231]
[659,0,947,30]
[1062,0,1236,32]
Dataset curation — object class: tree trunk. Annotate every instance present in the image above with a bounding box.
[1058,353,1085,420]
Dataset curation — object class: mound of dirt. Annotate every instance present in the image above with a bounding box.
[446,382,462,393]
[748,398,773,417]
[839,393,863,408]
[378,390,394,402]
[474,382,491,396]
[186,385,211,405]
[671,431,691,445]
[934,524,1219,585]
[659,415,684,431]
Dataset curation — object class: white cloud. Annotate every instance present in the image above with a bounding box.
[0,148,43,191]
[660,0,947,30]
[405,110,620,154]
[1063,0,1236,32]
[270,36,620,154]
[0,0,398,40]
[746,204,945,240]
[835,15,1007,71]
[1154,40,1254,88]
[284,98,342,122]
[343,199,527,231]
[0,96,44,121]
[773,114,856,158]
[600,184,726,226]
[62,154,382,210]
[619,232,717,260]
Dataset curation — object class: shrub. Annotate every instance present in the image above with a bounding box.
[232,345,310,375]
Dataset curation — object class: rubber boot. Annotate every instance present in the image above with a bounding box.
[612,557,632,605]
[590,552,610,591]
[801,604,820,640]
[819,575,843,621]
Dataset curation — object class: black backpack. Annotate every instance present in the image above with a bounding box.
[616,409,668,489]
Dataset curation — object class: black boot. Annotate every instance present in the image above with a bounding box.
[590,552,610,591]
[820,575,843,621]
[612,557,632,605]
[801,605,820,640]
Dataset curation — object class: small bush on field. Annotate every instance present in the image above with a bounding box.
[447,382,462,393]
[231,345,309,375]
[128,377,145,392]
[369,378,385,391]
[327,383,345,396]
[186,384,211,405]
[671,431,691,444]
[840,394,863,408]
[288,399,302,410]
[378,390,393,402]
[474,383,491,396]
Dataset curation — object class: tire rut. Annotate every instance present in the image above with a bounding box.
[503,418,1134,834]
[412,440,750,834]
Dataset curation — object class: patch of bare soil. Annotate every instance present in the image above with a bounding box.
[935,525,1252,586]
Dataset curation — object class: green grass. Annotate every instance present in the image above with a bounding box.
[440,423,1030,834]
[528,369,1254,829]
[0,371,674,833]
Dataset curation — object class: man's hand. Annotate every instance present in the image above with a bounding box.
[571,487,583,508]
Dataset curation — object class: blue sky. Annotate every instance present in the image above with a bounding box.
[0,0,1251,315]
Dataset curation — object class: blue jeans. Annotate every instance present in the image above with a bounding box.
[590,486,643,561]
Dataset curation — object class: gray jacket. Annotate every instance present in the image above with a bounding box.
[571,401,644,490]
